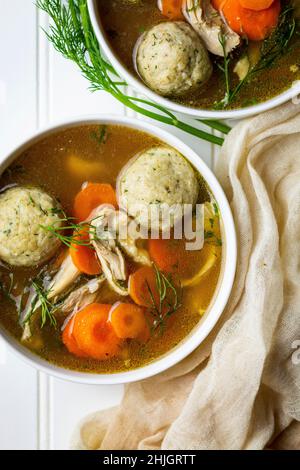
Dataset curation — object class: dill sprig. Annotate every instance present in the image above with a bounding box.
[252,4,296,73]
[215,3,297,109]
[215,33,232,109]
[147,265,182,335]
[36,0,228,143]
[40,215,102,248]
[24,278,57,328]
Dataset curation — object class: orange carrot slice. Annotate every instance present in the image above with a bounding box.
[213,0,280,41]
[70,227,101,276]
[239,0,275,11]
[161,0,184,20]
[62,317,88,358]
[148,238,190,275]
[109,302,150,341]
[73,183,117,222]
[73,304,121,360]
[129,266,160,309]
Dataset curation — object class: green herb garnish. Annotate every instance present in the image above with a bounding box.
[215,3,297,109]
[40,215,103,248]
[23,278,57,328]
[215,33,232,109]
[31,280,57,328]
[146,265,182,335]
[36,0,228,144]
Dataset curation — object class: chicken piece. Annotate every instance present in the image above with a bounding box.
[90,206,128,296]
[118,237,151,267]
[90,205,151,296]
[183,0,240,56]
[47,253,80,301]
[61,276,105,314]
[107,208,151,267]
[21,253,80,333]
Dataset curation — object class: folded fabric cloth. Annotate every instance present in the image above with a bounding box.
[73,101,300,450]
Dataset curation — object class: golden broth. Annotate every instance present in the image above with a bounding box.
[97,0,300,110]
[0,125,222,373]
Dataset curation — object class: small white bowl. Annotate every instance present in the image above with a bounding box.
[0,115,237,384]
[88,0,300,120]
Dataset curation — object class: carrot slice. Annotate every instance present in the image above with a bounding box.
[70,227,101,276]
[148,238,191,275]
[73,304,121,360]
[213,0,280,41]
[73,183,117,221]
[239,0,274,11]
[161,0,184,20]
[109,302,150,341]
[62,317,88,358]
[129,266,160,309]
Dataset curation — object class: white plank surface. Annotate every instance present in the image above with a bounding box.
[0,0,39,451]
[0,0,216,450]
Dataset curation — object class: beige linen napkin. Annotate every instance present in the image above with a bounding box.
[73,101,300,450]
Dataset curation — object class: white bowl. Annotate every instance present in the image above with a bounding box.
[88,0,300,120]
[0,115,237,384]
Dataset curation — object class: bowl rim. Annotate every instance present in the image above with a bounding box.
[87,0,300,120]
[0,114,237,385]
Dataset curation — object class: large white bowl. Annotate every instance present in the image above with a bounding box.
[88,0,300,120]
[0,115,237,384]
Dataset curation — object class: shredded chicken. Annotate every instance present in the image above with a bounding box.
[118,237,151,267]
[113,209,151,266]
[47,253,81,301]
[61,276,105,314]
[22,322,32,342]
[90,206,128,296]
[22,203,153,337]
[90,205,151,295]
[20,253,81,339]
[183,0,240,56]
[60,276,106,332]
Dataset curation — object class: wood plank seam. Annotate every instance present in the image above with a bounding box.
[36,6,52,451]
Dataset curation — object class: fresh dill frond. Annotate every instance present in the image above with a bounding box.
[215,2,297,109]
[215,33,232,110]
[31,280,57,328]
[255,4,296,73]
[23,278,58,328]
[40,215,103,248]
[36,0,226,144]
[146,265,182,335]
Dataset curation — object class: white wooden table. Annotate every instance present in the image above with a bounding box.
[0,0,219,450]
